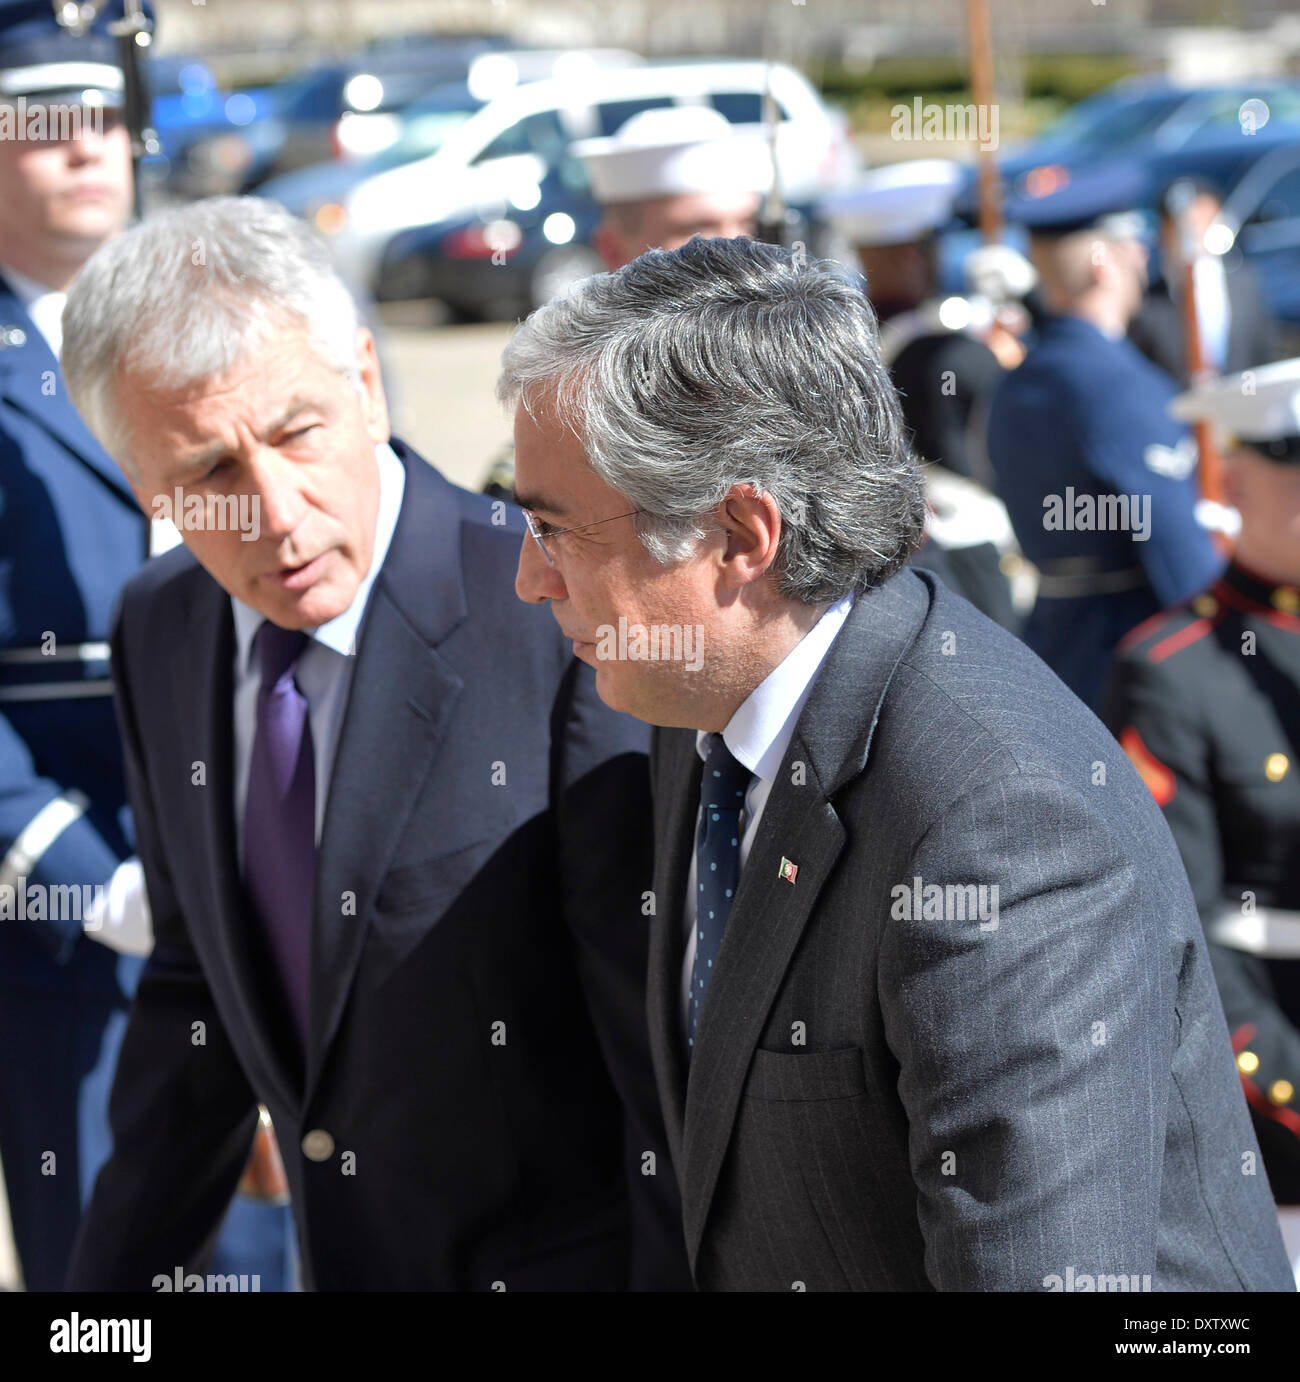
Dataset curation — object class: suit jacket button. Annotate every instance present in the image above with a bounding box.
[301,1129,335,1161]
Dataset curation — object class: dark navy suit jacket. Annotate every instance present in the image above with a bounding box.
[68,441,690,1290]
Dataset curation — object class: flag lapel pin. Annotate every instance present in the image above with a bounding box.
[778,857,798,885]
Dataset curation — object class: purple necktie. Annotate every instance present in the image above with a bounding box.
[243,622,315,1053]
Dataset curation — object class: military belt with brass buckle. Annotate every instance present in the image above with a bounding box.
[1034,559,1147,599]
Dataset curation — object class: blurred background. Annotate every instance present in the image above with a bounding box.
[6,0,1300,1294]
[97,0,1300,495]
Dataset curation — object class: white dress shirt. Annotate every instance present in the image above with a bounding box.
[680,592,854,1030]
[231,440,406,863]
[1,261,66,358]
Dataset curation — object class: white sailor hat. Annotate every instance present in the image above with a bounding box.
[817,159,964,248]
[571,105,772,206]
[1169,359,1300,464]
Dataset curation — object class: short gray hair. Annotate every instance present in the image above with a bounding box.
[498,236,924,604]
[61,196,361,472]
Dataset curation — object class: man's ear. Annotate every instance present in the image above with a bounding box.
[1220,447,1249,512]
[592,222,626,274]
[355,328,391,444]
[718,485,783,589]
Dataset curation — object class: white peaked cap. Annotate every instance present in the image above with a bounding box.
[1169,359,1300,443]
[571,105,773,206]
[818,159,964,247]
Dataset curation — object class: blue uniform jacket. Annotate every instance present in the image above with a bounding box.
[987,313,1223,706]
[0,274,147,992]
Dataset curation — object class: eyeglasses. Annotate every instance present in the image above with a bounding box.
[522,507,642,567]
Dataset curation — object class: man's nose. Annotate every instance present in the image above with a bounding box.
[515,533,567,604]
[65,126,107,165]
[249,448,306,540]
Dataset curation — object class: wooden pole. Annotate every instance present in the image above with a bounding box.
[966,0,1002,244]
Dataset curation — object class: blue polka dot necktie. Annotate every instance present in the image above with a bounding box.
[688,733,752,1054]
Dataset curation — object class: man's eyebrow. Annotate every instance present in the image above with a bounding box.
[512,490,571,520]
[169,397,324,481]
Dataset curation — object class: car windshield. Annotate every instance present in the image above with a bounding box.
[363,107,478,170]
[1036,92,1186,152]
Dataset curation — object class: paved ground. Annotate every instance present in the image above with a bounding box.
[0,312,516,1292]
[379,312,518,493]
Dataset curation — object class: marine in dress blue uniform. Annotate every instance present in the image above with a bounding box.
[986,161,1223,708]
[0,0,288,1290]
[1104,360,1300,1279]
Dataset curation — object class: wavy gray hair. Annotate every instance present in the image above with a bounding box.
[498,236,925,604]
[61,196,361,475]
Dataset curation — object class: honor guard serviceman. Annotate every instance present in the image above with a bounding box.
[1105,359,1300,1281]
[0,0,290,1290]
[818,159,1019,630]
[987,160,1224,709]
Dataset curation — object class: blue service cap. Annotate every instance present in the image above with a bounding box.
[1003,158,1150,239]
[0,1,154,107]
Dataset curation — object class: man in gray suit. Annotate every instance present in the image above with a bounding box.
[502,235,1295,1291]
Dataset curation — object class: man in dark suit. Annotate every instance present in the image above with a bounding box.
[1129,176,1281,386]
[505,234,1294,1290]
[0,1,288,1290]
[58,196,687,1291]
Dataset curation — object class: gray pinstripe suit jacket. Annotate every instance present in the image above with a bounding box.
[647,568,1295,1291]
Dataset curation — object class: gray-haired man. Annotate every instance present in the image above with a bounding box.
[59,196,689,1291]
[504,235,1294,1291]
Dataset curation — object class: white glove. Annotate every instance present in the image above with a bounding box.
[83,857,154,956]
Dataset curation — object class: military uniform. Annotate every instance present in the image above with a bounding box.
[886,319,1018,628]
[1105,360,1300,1242]
[820,160,1020,629]
[0,1,289,1290]
[1107,564,1300,1201]
[987,161,1223,708]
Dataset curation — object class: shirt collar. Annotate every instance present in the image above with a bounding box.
[695,591,855,782]
[232,439,407,672]
[0,261,67,357]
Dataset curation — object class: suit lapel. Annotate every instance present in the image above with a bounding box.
[172,570,302,1112]
[645,728,700,1174]
[304,446,468,1103]
[0,278,137,506]
[675,569,932,1271]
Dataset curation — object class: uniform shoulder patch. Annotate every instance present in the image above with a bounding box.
[1119,726,1177,808]
[1116,600,1223,664]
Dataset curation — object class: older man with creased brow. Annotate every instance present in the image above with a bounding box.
[60,195,689,1291]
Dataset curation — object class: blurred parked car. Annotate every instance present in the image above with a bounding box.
[260,81,490,236]
[1215,141,1300,345]
[176,38,514,196]
[377,154,605,320]
[943,91,1300,296]
[999,78,1300,191]
[324,59,859,296]
[180,45,641,198]
[145,54,277,196]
